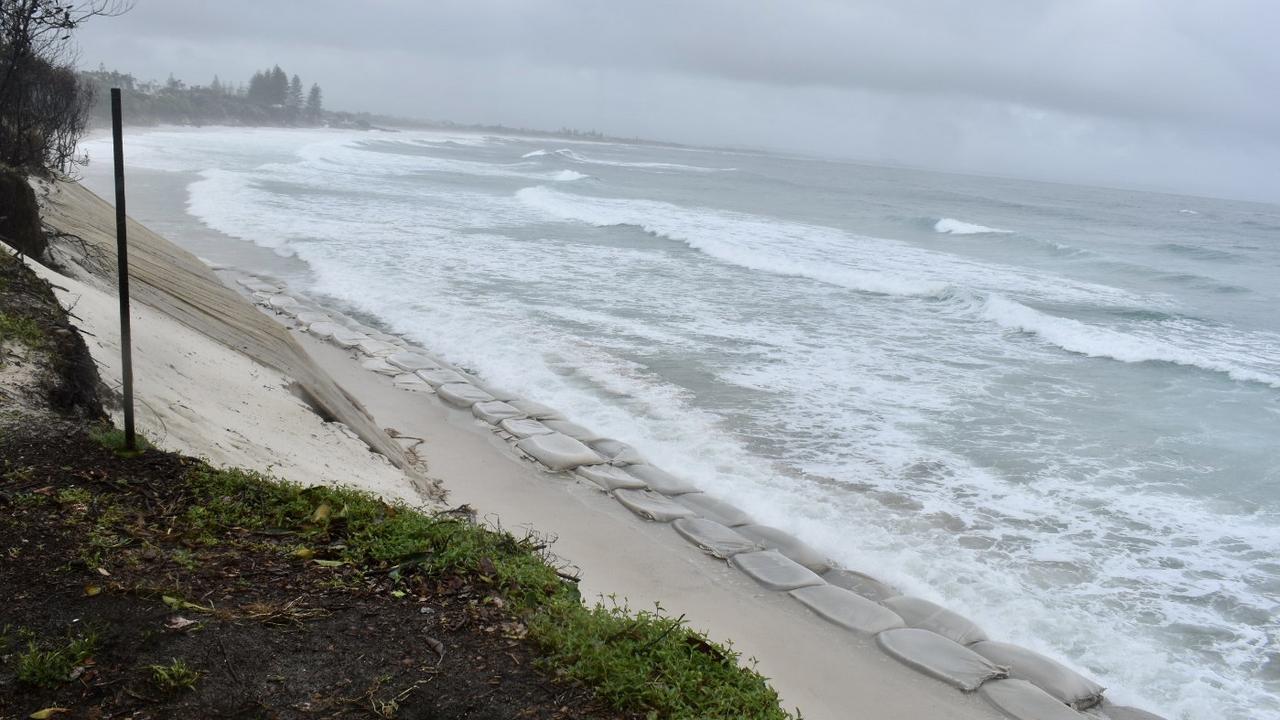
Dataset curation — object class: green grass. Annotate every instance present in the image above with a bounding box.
[175,464,793,719]
[57,486,92,505]
[530,599,790,719]
[148,658,200,693]
[89,424,151,458]
[15,630,99,689]
[0,311,44,356]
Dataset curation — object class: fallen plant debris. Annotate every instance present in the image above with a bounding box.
[0,428,627,719]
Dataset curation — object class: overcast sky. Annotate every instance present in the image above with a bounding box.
[75,1,1280,202]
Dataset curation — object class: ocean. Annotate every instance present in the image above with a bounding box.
[81,127,1279,719]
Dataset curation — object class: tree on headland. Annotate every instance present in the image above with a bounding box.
[268,65,286,105]
[305,83,322,123]
[286,73,302,121]
[1,1,130,260]
[246,69,268,104]
[81,63,328,128]
[0,0,131,175]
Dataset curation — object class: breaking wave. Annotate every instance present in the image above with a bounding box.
[982,294,1280,389]
[934,217,1013,235]
[529,148,732,172]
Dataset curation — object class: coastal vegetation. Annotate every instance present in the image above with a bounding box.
[2,1,130,262]
[79,63,330,128]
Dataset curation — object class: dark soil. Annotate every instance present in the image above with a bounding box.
[0,249,104,418]
[0,171,47,260]
[0,427,622,720]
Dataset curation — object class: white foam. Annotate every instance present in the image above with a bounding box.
[551,148,730,172]
[935,218,1013,235]
[522,149,549,158]
[982,294,1280,389]
[121,126,1280,720]
[515,186,1144,306]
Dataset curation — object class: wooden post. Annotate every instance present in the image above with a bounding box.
[110,88,136,451]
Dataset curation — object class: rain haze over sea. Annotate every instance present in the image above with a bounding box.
[82,127,1280,720]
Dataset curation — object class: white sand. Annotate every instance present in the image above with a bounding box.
[23,256,422,505]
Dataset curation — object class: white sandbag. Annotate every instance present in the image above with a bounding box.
[393,373,431,392]
[516,433,603,471]
[387,351,437,371]
[360,357,399,376]
[731,550,825,591]
[542,420,603,442]
[307,321,340,339]
[473,400,527,425]
[417,368,467,387]
[980,679,1086,720]
[822,569,900,603]
[624,464,699,496]
[576,464,647,491]
[470,383,517,402]
[268,294,299,310]
[277,302,311,319]
[613,488,697,522]
[734,524,831,574]
[357,338,401,357]
[970,641,1104,710]
[436,383,495,408]
[508,399,563,420]
[1099,702,1166,720]
[347,322,382,338]
[330,328,367,349]
[590,438,645,465]
[882,596,988,646]
[876,628,1007,692]
[295,311,331,328]
[499,417,554,438]
[789,585,905,635]
[676,493,753,527]
[242,278,280,294]
[672,518,759,558]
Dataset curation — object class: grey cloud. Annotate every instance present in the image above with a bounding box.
[73,0,1280,201]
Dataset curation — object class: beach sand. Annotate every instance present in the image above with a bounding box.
[37,177,1006,720]
[25,256,423,505]
[295,332,1007,720]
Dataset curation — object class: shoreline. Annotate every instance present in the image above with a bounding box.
[42,174,1015,718]
[56,156,1172,718]
[279,294,1012,720]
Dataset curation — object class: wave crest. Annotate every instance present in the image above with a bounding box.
[934,218,1013,235]
[982,294,1280,389]
[521,148,733,173]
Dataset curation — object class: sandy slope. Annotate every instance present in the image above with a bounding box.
[35,179,422,482]
[20,254,422,505]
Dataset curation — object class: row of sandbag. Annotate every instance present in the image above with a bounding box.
[233,272,1164,720]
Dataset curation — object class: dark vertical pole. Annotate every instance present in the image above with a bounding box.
[110,88,136,451]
